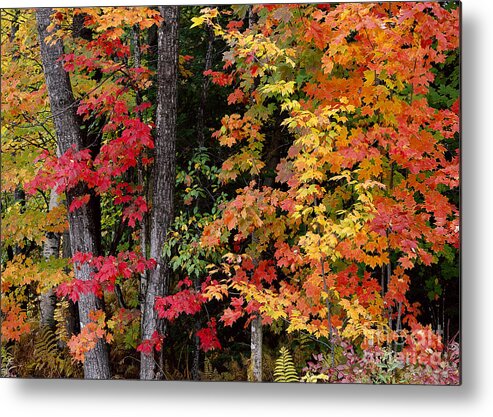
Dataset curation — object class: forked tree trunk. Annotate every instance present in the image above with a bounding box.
[140,5,179,380]
[36,8,110,379]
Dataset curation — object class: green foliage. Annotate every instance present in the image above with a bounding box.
[54,299,71,344]
[1,4,460,383]
[164,148,227,278]
[1,344,15,377]
[369,349,405,384]
[274,347,298,383]
[26,327,82,378]
[201,356,220,381]
[427,49,460,110]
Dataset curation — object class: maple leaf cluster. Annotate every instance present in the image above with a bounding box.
[196,319,221,352]
[155,277,204,322]
[57,252,156,302]
[136,331,164,356]
[67,310,114,362]
[195,1,459,349]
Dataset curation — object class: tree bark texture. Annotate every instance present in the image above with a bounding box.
[140,5,179,380]
[250,234,262,382]
[62,231,80,337]
[251,314,263,382]
[36,8,110,380]
[39,187,61,328]
[247,5,263,382]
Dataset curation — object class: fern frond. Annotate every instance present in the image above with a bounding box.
[201,356,217,381]
[54,299,70,343]
[274,347,298,383]
[1,345,15,377]
[28,327,81,378]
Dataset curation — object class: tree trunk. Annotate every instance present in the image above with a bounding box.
[62,231,80,337]
[39,187,61,328]
[36,8,110,380]
[140,5,179,380]
[13,186,26,256]
[251,314,262,382]
[190,23,215,381]
[247,5,263,382]
[191,321,201,381]
[132,24,151,319]
[196,25,214,147]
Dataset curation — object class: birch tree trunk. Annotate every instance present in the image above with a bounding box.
[140,5,179,380]
[39,187,60,328]
[36,7,110,379]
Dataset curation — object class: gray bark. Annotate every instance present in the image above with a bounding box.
[247,5,263,382]
[132,24,151,317]
[12,187,25,256]
[191,318,201,381]
[140,5,179,380]
[251,314,262,382]
[40,187,61,328]
[62,231,80,337]
[36,8,110,379]
[250,230,262,382]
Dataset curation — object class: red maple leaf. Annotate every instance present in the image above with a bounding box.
[196,319,221,352]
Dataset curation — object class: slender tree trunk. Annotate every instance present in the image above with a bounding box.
[12,187,25,256]
[250,230,262,382]
[190,23,216,381]
[61,230,80,339]
[140,5,179,380]
[63,231,81,337]
[36,8,110,379]
[251,313,262,382]
[196,25,214,148]
[191,320,201,381]
[39,187,61,328]
[246,5,263,382]
[132,24,151,317]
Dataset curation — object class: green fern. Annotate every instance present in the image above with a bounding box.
[1,344,15,377]
[274,347,299,383]
[201,356,220,381]
[27,327,81,378]
[54,299,70,344]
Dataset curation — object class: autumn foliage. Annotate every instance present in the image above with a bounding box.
[1,3,459,383]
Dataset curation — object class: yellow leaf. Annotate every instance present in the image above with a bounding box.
[190,16,205,28]
[364,70,375,86]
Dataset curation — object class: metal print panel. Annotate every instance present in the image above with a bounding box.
[0,2,460,383]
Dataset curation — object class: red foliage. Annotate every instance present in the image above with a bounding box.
[220,307,243,327]
[137,331,164,356]
[155,278,204,322]
[57,252,157,301]
[203,69,233,86]
[196,318,221,352]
